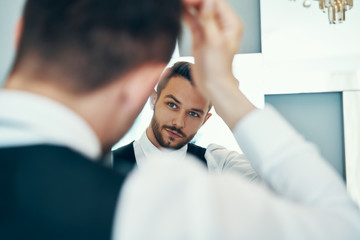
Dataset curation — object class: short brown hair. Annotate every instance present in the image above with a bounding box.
[11,0,182,93]
[156,61,212,112]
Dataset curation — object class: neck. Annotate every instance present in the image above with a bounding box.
[4,73,115,154]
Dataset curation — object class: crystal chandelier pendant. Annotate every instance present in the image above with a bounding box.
[290,0,353,24]
[319,0,353,24]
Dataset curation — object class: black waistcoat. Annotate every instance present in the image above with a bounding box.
[0,145,126,240]
[112,141,207,175]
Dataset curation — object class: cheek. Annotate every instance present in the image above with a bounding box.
[155,108,174,125]
[184,118,203,133]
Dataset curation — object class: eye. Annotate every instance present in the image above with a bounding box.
[167,102,177,109]
[189,111,200,118]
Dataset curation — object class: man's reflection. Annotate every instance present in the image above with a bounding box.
[112,61,259,182]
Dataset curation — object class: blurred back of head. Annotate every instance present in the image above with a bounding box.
[11,0,182,93]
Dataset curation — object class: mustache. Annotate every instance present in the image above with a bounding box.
[163,126,186,138]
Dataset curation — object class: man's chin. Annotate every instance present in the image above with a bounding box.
[169,143,186,150]
[161,141,184,150]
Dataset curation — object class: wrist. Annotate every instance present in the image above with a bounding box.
[207,77,256,129]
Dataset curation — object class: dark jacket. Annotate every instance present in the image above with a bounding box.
[0,144,126,240]
[112,141,207,175]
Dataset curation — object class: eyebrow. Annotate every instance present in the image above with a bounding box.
[165,94,205,115]
[165,94,181,105]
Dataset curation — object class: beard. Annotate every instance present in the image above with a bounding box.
[151,115,196,150]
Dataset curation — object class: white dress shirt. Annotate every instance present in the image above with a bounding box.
[134,131,259,182]
[0,90,101,160]
[113,105,360,240]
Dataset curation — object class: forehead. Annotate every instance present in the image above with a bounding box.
[159,76,210,111]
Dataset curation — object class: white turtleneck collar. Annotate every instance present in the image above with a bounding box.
[133,130,188,169]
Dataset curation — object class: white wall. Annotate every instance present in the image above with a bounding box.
[0,0,25,86]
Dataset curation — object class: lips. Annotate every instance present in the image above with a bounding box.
[165,128,184,139]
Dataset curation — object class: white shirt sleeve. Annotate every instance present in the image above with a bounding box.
[205,143,261,183]
[112,105,360,240]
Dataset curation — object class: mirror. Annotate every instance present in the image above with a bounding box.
[115,0,263,152]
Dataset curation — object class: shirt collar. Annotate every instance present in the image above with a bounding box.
[134,130,188,167]
[0,90,101,160]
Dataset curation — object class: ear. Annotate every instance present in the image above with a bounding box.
[150,91,157,110]
[14,17,24,49]
[201,113,212,126]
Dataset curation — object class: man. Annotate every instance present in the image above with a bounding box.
[1,0,359,240]
[113,61,258,182]
[0,0,182,239]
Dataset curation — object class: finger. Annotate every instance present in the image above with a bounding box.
[199,0,221,45]
[183,8,203,49]
[214,0,244,53]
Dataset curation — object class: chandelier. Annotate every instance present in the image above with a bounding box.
[291,0,354,24]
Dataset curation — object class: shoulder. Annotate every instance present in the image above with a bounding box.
[112,141,137,174]
[188,142,206,153]
[187,143,206,157]
[0,144,126,182]
[112,141,135,157]
[205,143,249,171]
[187,143,207,165]
[206,143,232,157]
[0,144,90,162]
[206,143,246,159]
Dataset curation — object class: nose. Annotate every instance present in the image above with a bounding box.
[172,111,186,129]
